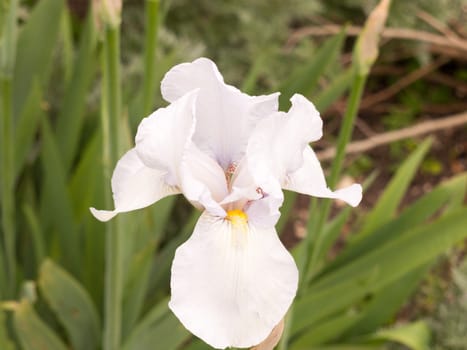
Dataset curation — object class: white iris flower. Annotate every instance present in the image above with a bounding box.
[91,58,362,349]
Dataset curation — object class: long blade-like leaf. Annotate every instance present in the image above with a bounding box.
[357,139,432,238]
[278,30,346,109]
[38,259,101,350]
[293,208,467,334]
[56,13,97,170]
[13,0,64,115]
[325,173,466,273]
[12,300,68,350]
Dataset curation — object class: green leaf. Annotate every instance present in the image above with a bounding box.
[325,173,467,273]
[148,195,177,244]
[68,132,101,218]
[56,13,97,170]
[313,66,354,112]
[292,268,380,337]
[40,118,80,274]
[22,204,46,267]
[357,139,432,238]
[122,241,156,338]
[279,30,346,109]
[295,345,382,350]
[182,339,212,350]
[59,9,74,84]
[277,190,297,234]
[293,208,467,334]
[290,312,362,349]
[317,207,352,262]
[38,259,101,350]
[148,210,200,295]
[123,299,190,350]
[374,321,431,350]
[13,0,64,115]
[241,52,267,94]
[342,263,431,337]
[14,81,43,177]
[12,299,68,350]
[0,310,14,350]
[312,209,467,293]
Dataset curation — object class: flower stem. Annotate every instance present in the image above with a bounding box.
[142,0,160,115]
[101,25,123,350]
[0,0,18,299]
[277,306,293,350]
[306,70,367,281]
[1,77,15,299]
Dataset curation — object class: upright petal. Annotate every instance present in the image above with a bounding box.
[284,147,362,207]
[246,93,361,206]
[181,145,228,217]
[135,89,198,186]
[169,212,298,349]
[161,57,279,169]
[90,149,178,222]
[247,94,322,187]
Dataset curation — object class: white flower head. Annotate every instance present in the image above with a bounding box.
[90,58,362,349]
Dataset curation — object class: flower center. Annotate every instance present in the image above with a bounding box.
[226,209,248,228]
[225,162,237,188]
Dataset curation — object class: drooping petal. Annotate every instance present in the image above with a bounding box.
[284,147,362,207]
[169,212,298,349]
[135,89,198,186]
[161,57,279,169]
[90,149,178,222]
[245,194,284,229]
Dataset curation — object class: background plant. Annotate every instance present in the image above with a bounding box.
[0,0,466,349]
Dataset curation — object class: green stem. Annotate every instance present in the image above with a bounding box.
[102,26,123,350]
[277,306,294,350]
[1,77,15,298]
[306,70,367,281]
[1,0,18,299]
[142,0,160,115]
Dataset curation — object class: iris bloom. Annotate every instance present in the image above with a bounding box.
[91,58,362,349]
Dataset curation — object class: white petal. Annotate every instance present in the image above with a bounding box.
[220,158,262,207]
[245,95,322,201]
[90,149,178,222]
[135,89,198,186]
[246,194,284,229]
[247,94,323,188]
[161,57,279,169]
[284,147,363,207]
[169,212,298,349]
[180,145,228,217]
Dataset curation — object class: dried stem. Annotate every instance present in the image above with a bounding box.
[317,111,467,161]
[286,25,467,58]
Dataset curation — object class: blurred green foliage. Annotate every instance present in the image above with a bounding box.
[0,0,466,349]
